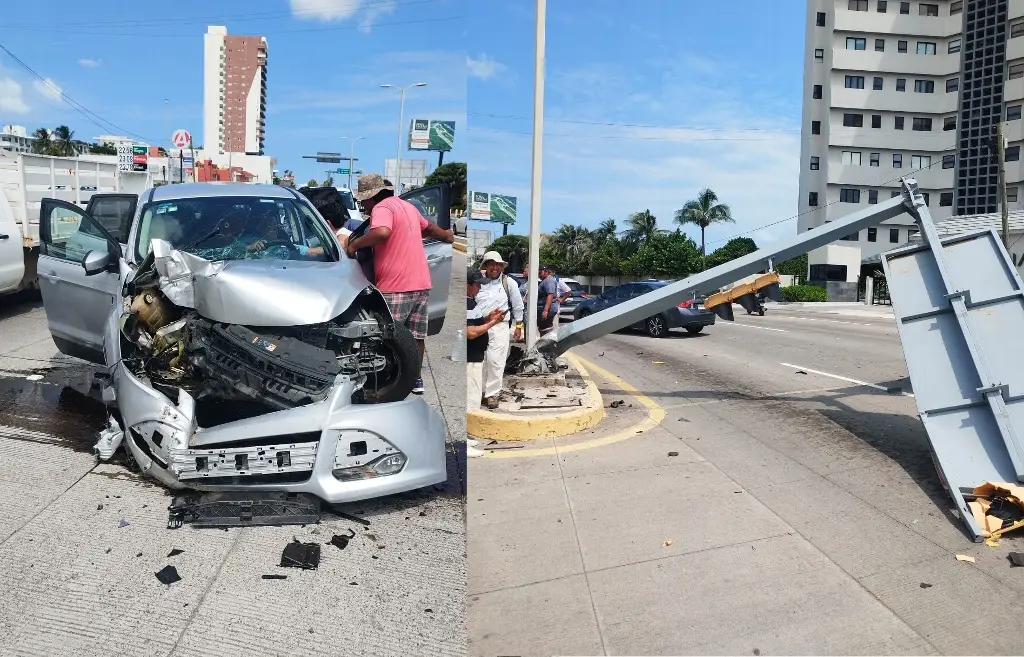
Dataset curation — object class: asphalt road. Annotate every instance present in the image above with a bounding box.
[0,253,466,657]
[470,302,1024,656]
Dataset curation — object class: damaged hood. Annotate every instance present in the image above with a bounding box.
[149,239,373,325]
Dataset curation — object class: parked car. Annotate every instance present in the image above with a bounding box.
[557,277,589,320]
[33,181,453,504]
[572,280,716,337]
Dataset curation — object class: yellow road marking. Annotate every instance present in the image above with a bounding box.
[483,354,665,459]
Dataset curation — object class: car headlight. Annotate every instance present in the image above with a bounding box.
[332,452,407,481]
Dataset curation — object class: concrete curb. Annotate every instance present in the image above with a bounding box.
[453,241,467,254]
[466,352,605,441]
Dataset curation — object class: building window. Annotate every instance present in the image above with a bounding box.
[919,3,938,16]
[900,1,909,13]
[917,42,936,55]
[869,191,879,205]
[842,151,863,165]
[873,76,883,90]
[841,232,859,241]
[868,227,878,240]
[849,0,868,9]
[892,191,901,198]
[898,40,908,53]
[893,153,903,168]
[1007,146,1021,161]
[943,116,956,130]
[895,116,905,129]
[946,77,959,92]
[950,1,962,14]
[843,113,864,127]
[846,75,865,89]
[1009,187,1019,203]
[911,155,931,169]
[847,37,867,50]
[1010,63,1024,80]
[922,192,930,206]
[914,80,934,93]
[811,120,821,134]
[1012,22,1024,39]
[810,156,820,170]
[1009,105,1023,121]
[896,78,907,91]
[949,38,961,54]
[816,11,826,26]
[809,192,819,206]
[942,154,955,168]
[878,0,887,11]
[872,114,882,128]
[813,84,823,99]
[865,153,878,168]
[875,38,885,51]
[912,117,933,131]
[815,48,825,62]
[890,228,900,243]
[840,188,861,203]
[940,192,953,206]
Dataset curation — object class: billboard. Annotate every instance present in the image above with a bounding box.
[409,119,455,152]
[469,191,517,224]
[384,158,428,193]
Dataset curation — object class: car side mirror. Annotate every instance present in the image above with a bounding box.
[82,249,112,276]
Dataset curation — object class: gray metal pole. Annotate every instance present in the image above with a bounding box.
[396,88,405,193]
[998,122,1010,248]
[348,139,355,190]
[525,0,547,349]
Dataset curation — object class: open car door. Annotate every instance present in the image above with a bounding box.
[37,199,121,364]
[85,193,138,247]
[400,184,452,335]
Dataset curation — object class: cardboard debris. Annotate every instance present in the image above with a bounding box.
[969,482,1024,538]
[955,554,976,563]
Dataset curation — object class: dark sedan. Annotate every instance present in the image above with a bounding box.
[572,280,716,337]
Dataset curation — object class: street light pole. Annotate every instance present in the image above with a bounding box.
[525,0,547,350]
[341,136,364,189]
[381,82,427,193]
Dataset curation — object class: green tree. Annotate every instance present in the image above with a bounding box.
[324,175,335,187]
[306,178,318,187]
[776,253,808,284]
[705,237,758,269]
[30,127,53,155]
[52,125,75,157]
[592,218,617,247]
[623,209,660,253]
[674,188,734,267]
[589,238,623,276]
[484,234,529,272]
[621,231,700,279]
[424,162,467,213]
[88,141,117,155]
[550,224,592,268]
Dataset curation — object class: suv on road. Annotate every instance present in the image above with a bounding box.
[572,280,716,337]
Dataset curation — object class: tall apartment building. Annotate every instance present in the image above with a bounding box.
[203,26,268,155]
[799,0,1024,264]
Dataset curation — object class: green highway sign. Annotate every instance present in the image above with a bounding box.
[335,168,350,174]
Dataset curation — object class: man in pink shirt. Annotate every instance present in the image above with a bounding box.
[346,173,454,394]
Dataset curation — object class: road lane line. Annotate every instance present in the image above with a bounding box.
[718,322,788,332]
[779,362,914,397]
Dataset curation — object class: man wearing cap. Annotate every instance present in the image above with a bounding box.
[466,268,506,418]
[474,251,525,409]
[537,264,560,335]
[346,173,455,394]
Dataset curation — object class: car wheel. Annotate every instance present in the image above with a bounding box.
[360,319,422,403]
[578,309,592,320]
[646,315,667,338]
[685,326,703,335]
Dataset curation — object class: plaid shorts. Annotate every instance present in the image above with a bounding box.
[381,290,430,340]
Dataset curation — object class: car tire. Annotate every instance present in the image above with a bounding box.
[577,309,592,320]
[646,315,668,338]
[685,326,704,335]
[360,319,422,404]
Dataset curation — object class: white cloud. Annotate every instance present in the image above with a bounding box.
[0,77,30,113]
[289,0,360,21]
[33,77,63,102]
[467,54,507,80]
[78,58,101,68]
[358,0,397,32]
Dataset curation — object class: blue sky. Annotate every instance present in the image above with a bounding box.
[0,0,466,185]
[467,0,806,250]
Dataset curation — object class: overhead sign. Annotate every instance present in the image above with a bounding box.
[172,129,191,148]
[409,119,455,152]
[469,191,517,224]
[315,152,342,163]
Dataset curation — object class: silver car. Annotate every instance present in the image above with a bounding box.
[35,182,454,504]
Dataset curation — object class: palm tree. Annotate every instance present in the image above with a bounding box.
[592,219,617,246]
[551,224,592,261]
[674,188,734,266]
[30,127,53,155]
[52,125,75,156]
[624,209,660,247]
[307,178,318,187]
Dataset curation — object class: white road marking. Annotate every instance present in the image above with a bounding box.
[718,322,788,332]
[779,363,914,397]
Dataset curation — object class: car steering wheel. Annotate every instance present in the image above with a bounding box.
[258,239,300,258]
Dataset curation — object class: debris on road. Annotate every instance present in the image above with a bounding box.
[663,540,673,547]
[280,539,321,569]
[968,482,1024,539]
[155,565,181,585]
[986,538,1001,548]
[168,492,321,529]
[118,520,129,528]
[97,504,103,510]
[262,574,288,580]
[167,548,184,557]
[955,554,976,563]
[333,510,371,527]
[652,361,665,365]
[668,451,679,457]
[1008,552,1024,567]
[795,370,807,375]
[328,529,356,550]
[609,400,625,408]
[919,583,933,588]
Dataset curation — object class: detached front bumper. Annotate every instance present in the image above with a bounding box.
[109,363,447,504]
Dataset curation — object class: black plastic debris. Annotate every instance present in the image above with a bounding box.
[609,400,625,408]
[97,504,103,510]
[989,498,1024,524]
[886,386,903,394]
[118,520,130,528]
[920,582,933,588]
[1008,552,1024,567]
[328,529,356,550]
[795,370,807,375]
[105,548,111,554]
[155,565,181,585]
[281,539,321,569]
[333,510,371,527]
[668,451,679,457]
[262,574,287,580]
[167,549,184,558]
[168,492,321,529]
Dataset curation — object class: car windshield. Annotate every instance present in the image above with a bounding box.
[135,195,338,263]
[338,189,357,211]
[566,281,583,292]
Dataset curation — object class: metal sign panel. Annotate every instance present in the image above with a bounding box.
[408,119,455,152]
[469,191,517,224]
[882,227,1024,541]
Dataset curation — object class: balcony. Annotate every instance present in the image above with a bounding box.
[831,49,960,77]
[830,86,958,114]
[833,10,961,38]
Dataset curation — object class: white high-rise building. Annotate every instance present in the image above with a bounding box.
[799,0,1024,271]
[203,26,267,156]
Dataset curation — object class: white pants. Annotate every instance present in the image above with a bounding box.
[483,320,511,399]
[467,362,483,411]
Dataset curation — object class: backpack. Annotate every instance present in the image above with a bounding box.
[499,273,516,325]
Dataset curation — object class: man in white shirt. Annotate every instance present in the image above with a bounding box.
[553,273,572,330]
[474,251,525,409]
